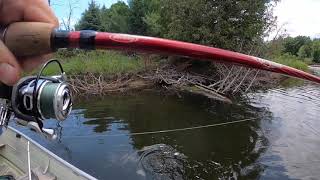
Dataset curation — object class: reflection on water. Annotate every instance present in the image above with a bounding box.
[12,81,320,179]
[248,84,320,179]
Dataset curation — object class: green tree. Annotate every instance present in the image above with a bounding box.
[100,2,130,33]
[159,0,279,52]
[283,36,311,56]
[312,40,320,63]
[75,0,279,56]
[298,43,313,59]
[143,12,162,36]
[159,0,207,42]
[75,0,101,30]
[128,0,148,35]
[267,36,286,58]
[142,0,163,36]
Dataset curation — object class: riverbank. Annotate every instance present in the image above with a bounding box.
[273,54,310,72]
[48,50,311,99]
[51,50,155,95]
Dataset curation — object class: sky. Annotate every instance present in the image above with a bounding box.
[52,0,320,38]
[52,0,124,28]
[53,0,122,19]
[273,0,320,38]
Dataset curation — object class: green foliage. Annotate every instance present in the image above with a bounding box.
[76,1,131,33]
[160,0,208,42]
[266,37,285,58]
[282,36,311,56]
[75,0,101,30]
[312,40,320,63]
[159,0,278,52]
[143,11,162,36]
[269,36,320,65]
[76,0,278,54]
[274,54,309,71]
[44,51,145,76]
[298,43,313,59]
[128,0,148,35]
[100,2,130,33]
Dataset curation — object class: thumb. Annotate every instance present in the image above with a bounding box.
[0,40,21,85]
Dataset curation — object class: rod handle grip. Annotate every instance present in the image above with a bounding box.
[1,22,54,57]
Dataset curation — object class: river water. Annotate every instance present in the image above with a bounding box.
[13,80,320,179]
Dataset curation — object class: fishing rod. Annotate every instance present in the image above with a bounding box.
[2,22,320,83]
[0,22,319,138]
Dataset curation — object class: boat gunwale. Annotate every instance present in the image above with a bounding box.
[6,126,97,180]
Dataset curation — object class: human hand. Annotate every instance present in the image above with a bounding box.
[0,0,58,85]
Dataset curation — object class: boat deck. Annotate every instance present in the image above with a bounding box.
[0,127,97,180]
[0,154,24,178]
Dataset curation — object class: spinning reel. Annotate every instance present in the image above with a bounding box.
[0,60,72,139]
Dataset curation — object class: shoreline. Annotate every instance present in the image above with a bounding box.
[67,67,295,103]
[55,51,309,100]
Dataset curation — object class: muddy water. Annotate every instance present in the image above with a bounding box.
[14,81,320,179]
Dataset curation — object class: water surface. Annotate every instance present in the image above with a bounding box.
[14,82,320,179]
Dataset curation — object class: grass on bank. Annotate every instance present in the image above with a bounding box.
[42,50,145,76]
[273,54,309,72]
[40,50,310,78]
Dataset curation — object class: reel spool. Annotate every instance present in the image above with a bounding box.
[0,59,72,139]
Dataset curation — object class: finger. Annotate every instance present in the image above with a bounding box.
[0,0,59,26]
[0,41,21,85]
[19,54,52,72]
[23,1,59,27]
[0,0,24,24]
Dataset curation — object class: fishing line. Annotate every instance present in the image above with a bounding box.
[62,118,258,139]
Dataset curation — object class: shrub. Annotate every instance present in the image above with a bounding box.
[273,54,309,72]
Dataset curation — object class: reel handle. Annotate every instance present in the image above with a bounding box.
[0,22,54,57]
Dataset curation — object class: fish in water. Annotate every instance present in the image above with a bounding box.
[120,144,187,180]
